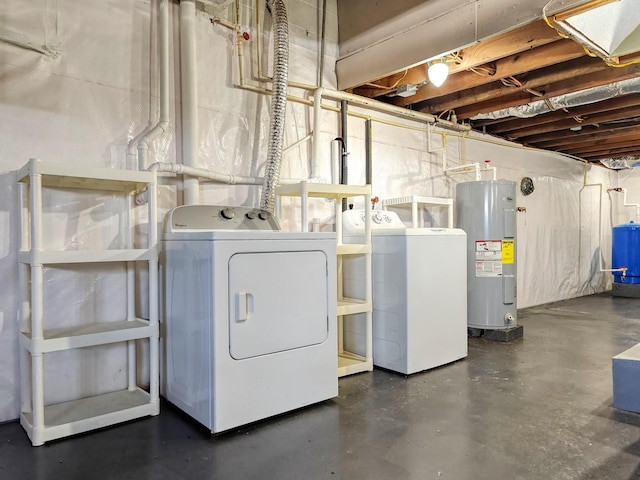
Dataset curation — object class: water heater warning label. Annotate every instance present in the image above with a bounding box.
[475,240,502,277]
[476,261,502,277]
[502,239,515,264]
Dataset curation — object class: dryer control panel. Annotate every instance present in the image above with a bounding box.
[166,205,281,232]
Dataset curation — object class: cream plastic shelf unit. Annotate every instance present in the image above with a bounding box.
[383,195,454,228]
[17,158,160,446]
[276,181,373,377]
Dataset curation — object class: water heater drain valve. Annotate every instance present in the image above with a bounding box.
[504,313,515,325]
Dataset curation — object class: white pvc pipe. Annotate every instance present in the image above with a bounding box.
[320,88,468,132]
[311,88,324,180]
[485,164,498,180]
[180,0,200,205]
[331,139,341,184]
[621,188,640,221]
[428,123,497,181]
[138,0,171,171]
[283,133,312,155]
[311,88,470,181]
[443,162,481,180]
[581,181,624,277]
[136,162,301,204]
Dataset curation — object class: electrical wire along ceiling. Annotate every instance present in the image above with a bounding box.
[343,0,640,169]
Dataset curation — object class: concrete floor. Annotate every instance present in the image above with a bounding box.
[3,293,640,479]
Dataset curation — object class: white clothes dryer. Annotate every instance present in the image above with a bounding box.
[161,205,337,433]
[342,210,467,375]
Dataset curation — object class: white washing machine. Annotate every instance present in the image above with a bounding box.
[342,210,467,375]
[161,205,337,433]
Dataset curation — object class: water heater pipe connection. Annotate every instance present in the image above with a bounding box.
[580,175,628,278]
[432,123,497,180]
[607,187,640,221]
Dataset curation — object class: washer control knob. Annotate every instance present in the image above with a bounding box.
[220,208,235,220]
[372,212,382,224]
[258,211,270,221]
[245,211,256,220]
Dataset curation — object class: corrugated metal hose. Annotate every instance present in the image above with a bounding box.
[260,0,289,213]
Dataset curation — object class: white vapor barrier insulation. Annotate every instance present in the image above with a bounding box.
[0,0,625,423]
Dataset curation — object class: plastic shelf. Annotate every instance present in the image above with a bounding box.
[338,352,374,377]
[383,195,454,228]
[20,388,158,446]
[276,182,371,199]
[19,248,157,265]
[17,158,159,446]
[276,181,373,378]
[20,319,158,354]
[337,244,371,255]
[17,158,154,193]
[337,298,372,316]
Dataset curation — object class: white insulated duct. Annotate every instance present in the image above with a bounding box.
[471,78,640,121]
[180,0,200,205]
[260,0,289,214]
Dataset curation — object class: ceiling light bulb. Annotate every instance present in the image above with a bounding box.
[428,61,449,87]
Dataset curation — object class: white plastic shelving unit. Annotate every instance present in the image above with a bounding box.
[276,181,373,377]
[383,195,454,228]
[17,158,160,446]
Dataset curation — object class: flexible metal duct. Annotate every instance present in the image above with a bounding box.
[260,0,289,213]
[471,78,640,121]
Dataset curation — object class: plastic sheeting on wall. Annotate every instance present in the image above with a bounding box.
[0,0,625,423]
[0,0,339,423]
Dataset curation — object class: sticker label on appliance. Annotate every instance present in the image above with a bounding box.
[475,240,502,260]
[475,241,503,277]
[502,239,514,264]
[476,261,503,277]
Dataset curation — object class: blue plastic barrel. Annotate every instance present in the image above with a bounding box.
[612,221,640,284]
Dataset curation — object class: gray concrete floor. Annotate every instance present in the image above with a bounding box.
[3,293,640,479]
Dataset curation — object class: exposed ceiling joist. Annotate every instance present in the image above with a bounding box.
[389,40,586,107]
[340,1,640,166]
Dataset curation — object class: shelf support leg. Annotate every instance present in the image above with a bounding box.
[148,176,160,413]
[364,193,373,368]
[18,182,32,416]
[29,171,46,444]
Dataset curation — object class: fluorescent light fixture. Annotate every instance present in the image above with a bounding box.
[546,0,640,64]
[428,59,449,87]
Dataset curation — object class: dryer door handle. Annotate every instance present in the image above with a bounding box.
[235,291,254,322]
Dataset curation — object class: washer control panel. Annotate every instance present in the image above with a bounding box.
[342,209,406,233]
[166,205,281,232]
